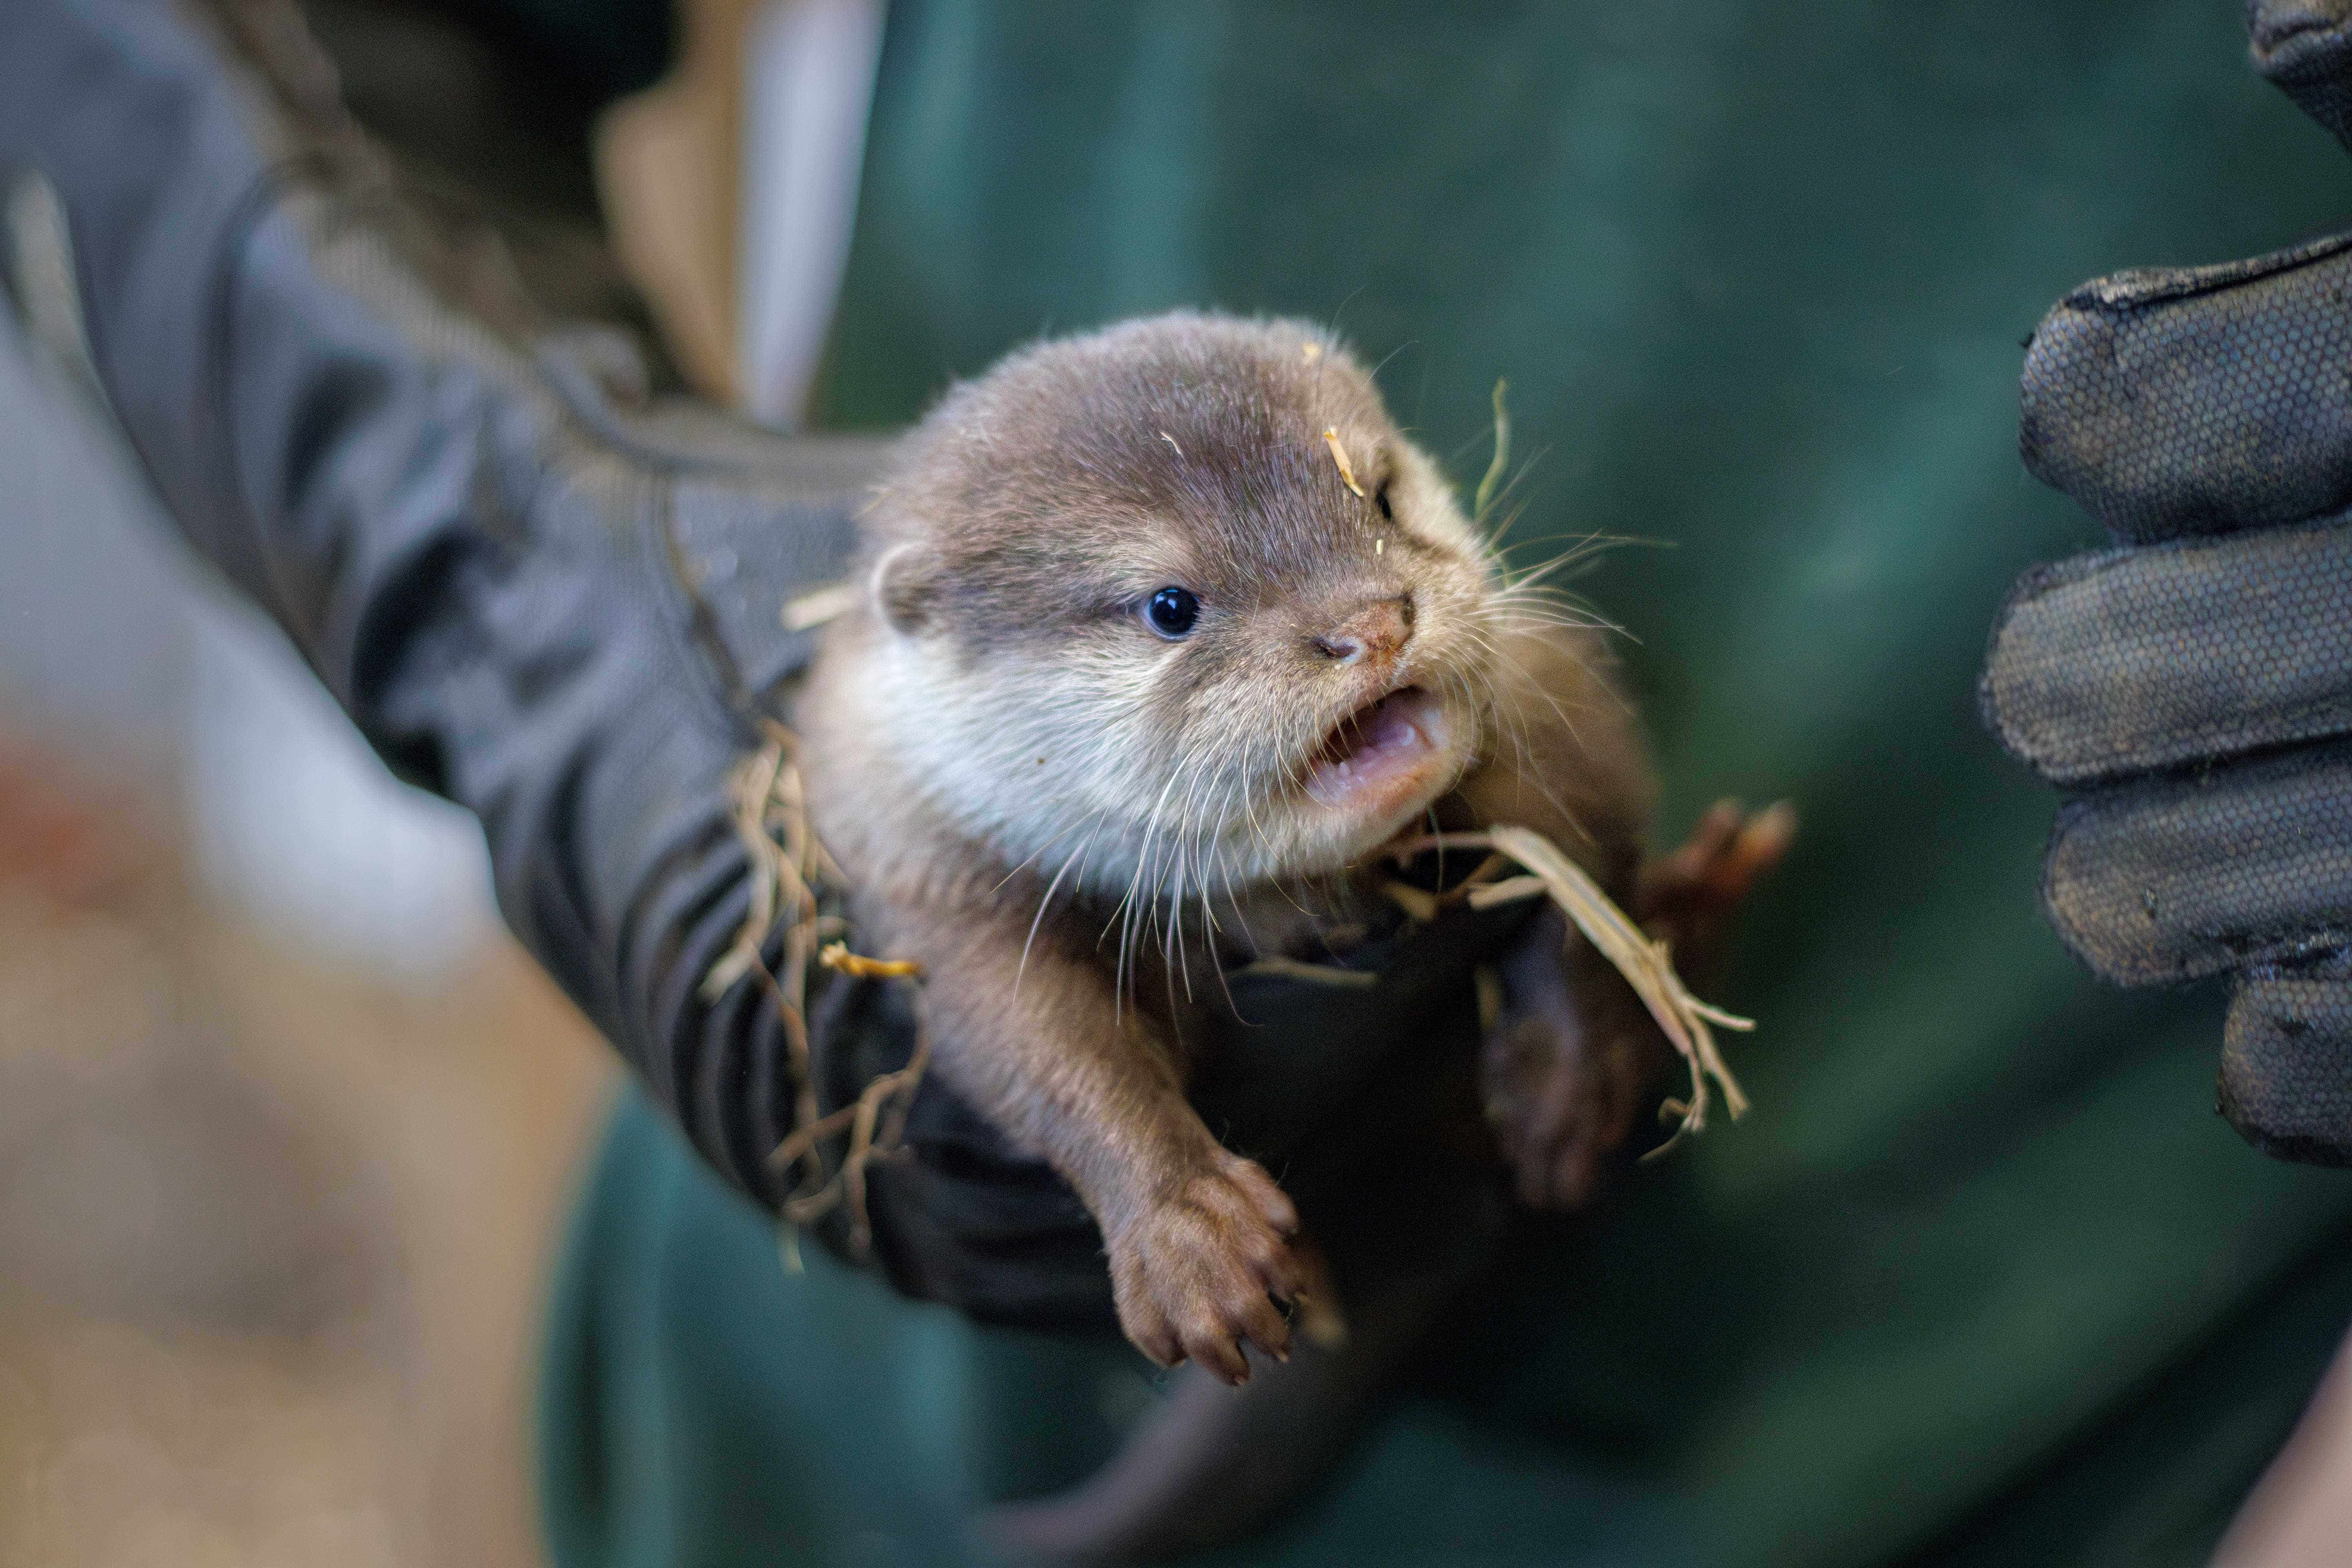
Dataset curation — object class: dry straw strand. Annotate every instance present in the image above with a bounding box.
[1397,823,1753,1155]
[1322,427,1367,498]
[1229,955,1381,989]
[1474,379,1511,526]
[707,724,931,1262]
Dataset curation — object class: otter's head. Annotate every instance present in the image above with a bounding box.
[857,312,1500,900]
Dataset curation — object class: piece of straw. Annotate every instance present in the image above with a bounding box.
[1397,824,1753,1154]
[783,582,857,632]
[818,942,923,980]
[1473,379,1510,526]
[1230,955,1380,989]
[1323,428,1367,498]
[707,726,931,1261]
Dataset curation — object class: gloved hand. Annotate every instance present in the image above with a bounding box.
[1982,0,2352,1166]
[0,0,1549,1334]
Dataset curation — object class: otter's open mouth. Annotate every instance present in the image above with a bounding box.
[1302,686,1451,814]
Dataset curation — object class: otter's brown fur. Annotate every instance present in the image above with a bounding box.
[799,312,1659,1384]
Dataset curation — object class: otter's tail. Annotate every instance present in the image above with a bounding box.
[975,1187,1509,1564]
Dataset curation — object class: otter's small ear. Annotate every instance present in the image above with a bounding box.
[871,542,939,636]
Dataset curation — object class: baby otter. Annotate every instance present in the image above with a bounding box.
[800,311,1775,1389]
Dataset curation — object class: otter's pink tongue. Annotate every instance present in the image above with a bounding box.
[1304,688,1447,812]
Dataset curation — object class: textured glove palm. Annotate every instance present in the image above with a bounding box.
[1984,0,2352,1164]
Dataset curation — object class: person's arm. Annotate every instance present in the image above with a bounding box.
[2214,1328,2352,1568]
[0,0,876,1200]
[0,1,1648,1357]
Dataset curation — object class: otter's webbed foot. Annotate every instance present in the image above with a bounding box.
[1635,798,1796,976]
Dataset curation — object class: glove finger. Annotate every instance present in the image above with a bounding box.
[2250,0,2352,154]
[2019,229,2352,544]
[1983,517,2352,784]
[2221,959,2352,1166]
[2043,738,2352,985]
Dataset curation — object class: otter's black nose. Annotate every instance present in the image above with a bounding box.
[1310,594,1414,663]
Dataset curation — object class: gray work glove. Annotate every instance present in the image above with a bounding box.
[0,0,1537,1333]
[1982,1,2352,1165]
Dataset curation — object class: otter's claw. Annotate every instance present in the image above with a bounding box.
[1107,1152,1329,1385]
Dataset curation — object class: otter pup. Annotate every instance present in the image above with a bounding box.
[800,311,1762,1386]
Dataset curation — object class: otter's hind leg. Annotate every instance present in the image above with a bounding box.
[1483,799,1795,1208]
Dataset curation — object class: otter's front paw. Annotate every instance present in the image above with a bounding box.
[1107,1152,1321,1385]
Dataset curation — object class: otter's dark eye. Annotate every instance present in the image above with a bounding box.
[1144,586,1200,639]
[1374,482,1394,522]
